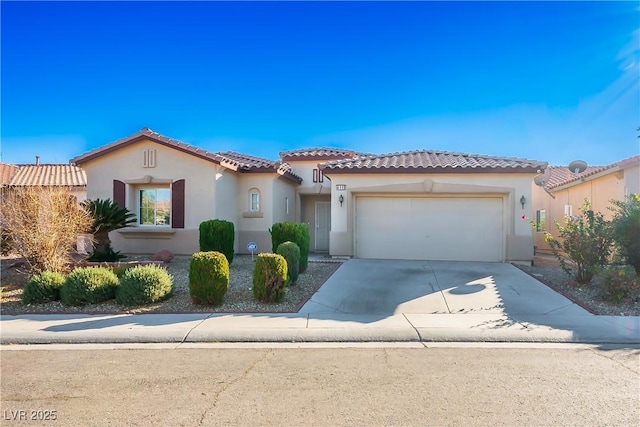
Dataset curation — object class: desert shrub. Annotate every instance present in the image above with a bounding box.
[1,227,13,256]
[116,264,173,306]
[60,267,119,306]
[270,222,310,272]
[82,198,136,262]
[276,241,300,285]
[199,219,235,264]
[22,271,66,304]
[0,187,93,273]
[188,251,229,305]
[253,253,288,303]
[600,265,640,303]
[545,200,613,285]
[609,194,640,275]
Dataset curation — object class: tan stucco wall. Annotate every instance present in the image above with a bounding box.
[324,172,535,261]
[532,165,640,253]
[287,160,332,194]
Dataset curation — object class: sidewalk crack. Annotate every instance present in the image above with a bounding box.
[181,313,215,343]
[428,260,451,314]
[402,313,422,341]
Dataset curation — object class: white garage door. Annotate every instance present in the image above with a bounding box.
[356,196,504,261]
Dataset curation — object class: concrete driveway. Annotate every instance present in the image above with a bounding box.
[299,259,591,317]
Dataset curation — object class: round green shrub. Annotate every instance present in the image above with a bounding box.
[276,241,300,285]
[60,267,119,306]
[253,253,288,303]
[189,251,229,305]
[22,271,66,304]
[116,264,173,306]
[270,222,310,272]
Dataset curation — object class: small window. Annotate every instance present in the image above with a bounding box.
[535,209,546,232]
[313,168,324,183]
[285,197,289,215]
[249,190,260,212]
[139,187,171,226]
[564,205,573,217]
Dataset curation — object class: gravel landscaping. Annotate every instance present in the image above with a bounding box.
[0,255,341,315]
[1,254,638,316]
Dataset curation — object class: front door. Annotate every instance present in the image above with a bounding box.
[315,202,331,251]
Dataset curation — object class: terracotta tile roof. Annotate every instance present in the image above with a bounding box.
[216,151,278,170]
[280,147,367,160]
[543,155,640,190]
[320,149,547,173]
[6,164,86,187]
[216,152,303,182]
[71,128,302,183]
[0,163,19,185]
[71,127,220,165]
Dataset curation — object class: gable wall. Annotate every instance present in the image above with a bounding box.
[81,139,228,255]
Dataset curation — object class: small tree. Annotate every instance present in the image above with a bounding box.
[545,200,613,285]
[81,198,136,261]
[609,194,640,274]
[0,187,92,273]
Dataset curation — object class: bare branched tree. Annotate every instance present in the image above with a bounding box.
[0,186,93,273]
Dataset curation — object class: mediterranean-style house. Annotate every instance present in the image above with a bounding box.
[70,127,548,263]
[531,155,640,254]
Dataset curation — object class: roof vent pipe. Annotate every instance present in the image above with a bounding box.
[35,155,40,166]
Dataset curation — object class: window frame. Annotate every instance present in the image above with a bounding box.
[535,209,546,232]
[138,186,172,227]
[249,189,260,212]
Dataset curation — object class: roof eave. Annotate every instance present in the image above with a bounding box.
[321,166,544,174]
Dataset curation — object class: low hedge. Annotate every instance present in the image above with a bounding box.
[189,251,229,305]
[22,271,66,304]
[115,264,173,306]
[253,253,288,303]
[60,267,119,306]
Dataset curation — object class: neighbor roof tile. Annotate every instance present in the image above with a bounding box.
[8,164,87,187]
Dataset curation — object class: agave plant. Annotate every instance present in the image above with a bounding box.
[81,198,136,260]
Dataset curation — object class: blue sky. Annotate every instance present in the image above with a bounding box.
[1,1,638,167]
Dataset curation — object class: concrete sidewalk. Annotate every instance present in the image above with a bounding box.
[1,259,639,345]
[1,312,638,344]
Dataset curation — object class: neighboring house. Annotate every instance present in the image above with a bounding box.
[531,155,640,254]
[71,128,547,262]
[0,160,87,201]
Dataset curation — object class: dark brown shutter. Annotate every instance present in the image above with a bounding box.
[113,180,126,209]
[172,179,185,229]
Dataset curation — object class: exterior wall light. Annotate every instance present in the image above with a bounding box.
[520,195,526,209]
[339,195,344,207]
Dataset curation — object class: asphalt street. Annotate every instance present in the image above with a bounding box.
[1,343,638,426]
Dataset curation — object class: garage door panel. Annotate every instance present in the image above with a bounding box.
[356,197,503,261]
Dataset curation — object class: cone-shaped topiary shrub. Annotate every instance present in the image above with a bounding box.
[189,251,229,305]
[276,241,300,285]
[253,253,288,303]
[199,219,235,264]
[60,266,119,306]
[115,264,173,306]
[270,222,310,272]
[22,271,66,304]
